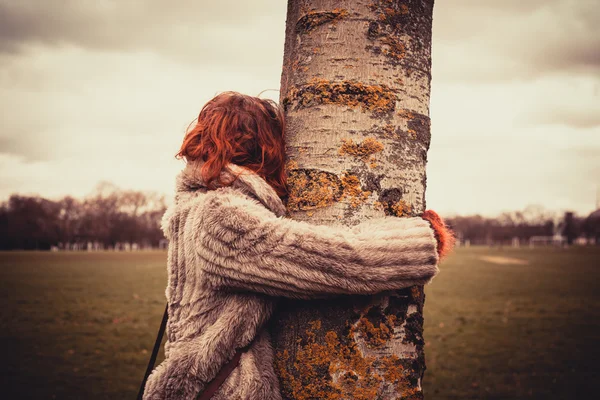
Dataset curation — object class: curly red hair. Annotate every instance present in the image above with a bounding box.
[177,91,288,197]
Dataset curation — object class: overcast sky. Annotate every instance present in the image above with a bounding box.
[0,0,598,216]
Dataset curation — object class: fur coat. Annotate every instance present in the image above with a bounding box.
[142,160,440,400]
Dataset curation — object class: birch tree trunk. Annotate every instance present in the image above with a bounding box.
[271,1,435,399]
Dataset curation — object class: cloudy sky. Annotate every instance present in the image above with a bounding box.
[0,0,598,216]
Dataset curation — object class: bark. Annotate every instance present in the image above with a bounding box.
[271,1,435,399]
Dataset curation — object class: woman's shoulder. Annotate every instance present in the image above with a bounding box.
[161,186,271,237]
[200,186,268,213]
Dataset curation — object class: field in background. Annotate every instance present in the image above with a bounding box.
[423,247,599,399]
[0,248,598,399]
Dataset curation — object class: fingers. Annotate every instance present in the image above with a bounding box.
[422,210,456,260]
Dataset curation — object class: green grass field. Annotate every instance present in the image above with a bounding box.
[0,247,598,399]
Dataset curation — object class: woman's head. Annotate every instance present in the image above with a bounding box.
[177,91,288,197]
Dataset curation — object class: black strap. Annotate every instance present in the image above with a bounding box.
[136,303,251,400]
[137,303,169,400]
[196,345,250,400]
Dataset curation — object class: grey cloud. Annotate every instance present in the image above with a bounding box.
[433,0,600,81]
[518,106,600,130]
[3,0,598,83]
[538,111,600,130]
[570,146,600,160]
[0,0,287,163]
[0,130,56,161]
[566,146,600,186]
[0,0,285,67]
[448,0,557,13]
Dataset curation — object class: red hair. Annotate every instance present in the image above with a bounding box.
[177,91,288,197]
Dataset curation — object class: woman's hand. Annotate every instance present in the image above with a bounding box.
[421,210,455,260]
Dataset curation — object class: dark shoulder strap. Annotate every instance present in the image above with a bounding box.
[137,303,169,400]
[137,303,252,400]
[196,346,248,400]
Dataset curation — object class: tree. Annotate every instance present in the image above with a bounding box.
[57,196,83,247]
[271,1,435,398]
[0,195,62,250]
[583,210,600,243]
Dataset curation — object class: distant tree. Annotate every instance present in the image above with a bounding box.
[57,196,83,247]
[447,208,556,245]
[0,182,168,250]
[583,212,600,243]
[80,189,119,246]
[563,212,576,245]
[1,195,61,250]
[0,201,9,250]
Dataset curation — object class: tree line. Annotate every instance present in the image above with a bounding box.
[446,206,600,245]
[0,182,167,250]
[1,186,598,250]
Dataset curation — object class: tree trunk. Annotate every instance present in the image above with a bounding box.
[271,1,435,399]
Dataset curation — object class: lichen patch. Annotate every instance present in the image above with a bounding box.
[338,137,384,167]
[275,318,421,400]
[391,200,412,217]
[366,1,410,63]
[351,306,398,349]
[283,78,396,114]
[286,168,343,211]
[340,172,371,208]
[296,9,349,33]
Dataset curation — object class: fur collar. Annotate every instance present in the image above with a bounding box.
[176,159,287,217]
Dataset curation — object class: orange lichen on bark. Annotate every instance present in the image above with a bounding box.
[375,3,409,20]
[391,200,412,217]
[283,78,396,114]
[340,172,371,208]
[338,137,384,167]
[296,9,349,33]
[291,58,310,73]
[379,123,399,139]
[397,109,418,139]
[381,36,406,61]
[286,169,342,211]
[285,165,377,211]
[370,1,409,22]
[411,286,422,300]
[351,313,398,349]
[276,317,419,400]
[367,1,410,63]
[397,109,415,119]
[286,159,299,171]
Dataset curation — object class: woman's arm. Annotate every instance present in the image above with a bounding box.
[193,189,440,299]
[353,211,455,259]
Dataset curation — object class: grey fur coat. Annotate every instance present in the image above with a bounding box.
[142,160,440,400]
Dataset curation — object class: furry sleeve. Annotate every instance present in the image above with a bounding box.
[194,189,439,299]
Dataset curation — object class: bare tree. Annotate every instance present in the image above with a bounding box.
[57,196,83,246]
[271,0,435,398]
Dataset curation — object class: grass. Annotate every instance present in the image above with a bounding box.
[423,247,600,399]
[0,247,598,399]
[0,251,168,400]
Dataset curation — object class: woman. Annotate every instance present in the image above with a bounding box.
[142,92,453,400]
